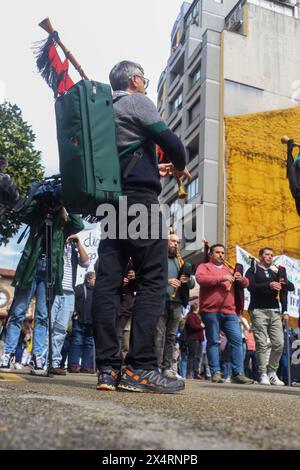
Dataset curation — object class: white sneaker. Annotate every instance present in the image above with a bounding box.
[163,369,185,381]
[14,363,24,370]
[268,372,284,386]
[0,353,15,372]
[260,373,271,385]
[29,355,47,376]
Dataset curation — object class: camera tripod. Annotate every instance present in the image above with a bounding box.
[45,210,54,378]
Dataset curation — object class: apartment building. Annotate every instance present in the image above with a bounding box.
[158,0,300,265]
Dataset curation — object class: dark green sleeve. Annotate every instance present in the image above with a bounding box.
[65,214,84,238]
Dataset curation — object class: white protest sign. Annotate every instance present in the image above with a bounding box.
[75,223,101,286]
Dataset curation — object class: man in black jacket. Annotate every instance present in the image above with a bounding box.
[93,60,190,393]
[246,247,294,386]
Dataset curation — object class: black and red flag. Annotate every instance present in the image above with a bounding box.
[34,31,74,97]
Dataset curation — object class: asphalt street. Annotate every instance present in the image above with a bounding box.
[0,371,300,450]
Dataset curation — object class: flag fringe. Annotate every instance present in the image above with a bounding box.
[33,31,61,96]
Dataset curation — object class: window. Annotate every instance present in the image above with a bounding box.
[187,135,199,163]
[187,178,199,202]
[188,99,201,125]
[191,65,201,87]
[185,208,197,245]
[170,199,178,216]
[169,199,179,226]
[186,2,199,26]
[171,93,183,113]
[172,121,182,138]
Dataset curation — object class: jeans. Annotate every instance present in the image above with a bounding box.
[92,191,168,371]
[201,312,244,375]
[43,291,75,368]
[68,320,94,369]
[5,259,47,356]
[15,331,24,363]
[155,302,182,371]
[179,349,188,378]
[221,361,232,380]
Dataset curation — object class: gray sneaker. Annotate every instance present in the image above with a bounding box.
[211,371,223,383]
[163,369,185,381]
[231,373,253,385]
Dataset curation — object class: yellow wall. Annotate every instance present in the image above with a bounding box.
[225,106,300,264]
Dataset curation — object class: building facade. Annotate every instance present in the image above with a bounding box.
[158,0,300,265]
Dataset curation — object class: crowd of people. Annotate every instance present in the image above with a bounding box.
[0,60,297,394]
[0,236,296,391]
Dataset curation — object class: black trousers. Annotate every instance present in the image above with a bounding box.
[187,339,202,374]
[92,191,168,371]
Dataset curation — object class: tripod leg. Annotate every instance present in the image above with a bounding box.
[46,213,54,378]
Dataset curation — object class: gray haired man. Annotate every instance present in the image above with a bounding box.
[92,60,190,393]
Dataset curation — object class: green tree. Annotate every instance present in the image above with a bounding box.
[0,102,44,245]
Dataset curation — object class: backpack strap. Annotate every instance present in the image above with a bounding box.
[122,149,143,179]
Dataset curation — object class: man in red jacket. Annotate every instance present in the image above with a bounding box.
[196,244,253,384]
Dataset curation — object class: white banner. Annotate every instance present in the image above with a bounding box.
[75,223,101,286]
[236,246,300,318]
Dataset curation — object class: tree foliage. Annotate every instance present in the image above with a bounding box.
[0,101,44,245]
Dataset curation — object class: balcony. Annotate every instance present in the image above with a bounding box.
[157,69,167,96]
[225,0,246,34]
[169,74,181,96]
[168,43,185,72]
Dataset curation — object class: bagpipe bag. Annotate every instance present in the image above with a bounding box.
[55,80,122,214]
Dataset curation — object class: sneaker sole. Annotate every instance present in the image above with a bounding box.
[118,382,185,394]
[30,370,47,376]
[96,384,117,391]
[232,381,254,385]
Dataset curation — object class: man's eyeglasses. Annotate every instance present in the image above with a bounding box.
[129,74,150,90]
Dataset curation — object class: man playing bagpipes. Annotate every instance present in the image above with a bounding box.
[155,230,195,380]
[34,20,190,392]
[281,135,300,217]
[245,247,294,386]
[195,243,253,384]
[92,61,191,394]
